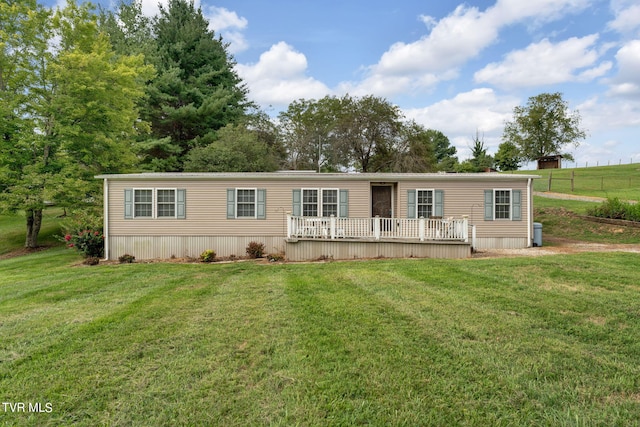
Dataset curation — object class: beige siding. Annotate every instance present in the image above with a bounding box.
[102,173,536,259]
[107,178,371,237]
[396,179,531,243]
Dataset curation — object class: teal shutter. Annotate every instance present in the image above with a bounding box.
[257,189,266,219]
[177,189,186,219]
[124,189,133,219]
[227,189,235,219]
[407,190,416,218]
[434,190,444,218]
[512,190,522,221]
[339,189,349,217]
[484,190,494,221]
[292,189,301,216]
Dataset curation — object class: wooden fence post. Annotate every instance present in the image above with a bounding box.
[548,172,552,191]
[571,170,575,192]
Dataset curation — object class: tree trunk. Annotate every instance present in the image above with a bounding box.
[25,208,43,248]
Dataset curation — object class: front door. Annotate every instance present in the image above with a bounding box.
[371,185,392,218]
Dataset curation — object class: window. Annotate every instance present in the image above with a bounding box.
[407,189,443,219]
[293,189,348,218]
[494,190,511,219]
[484,189,521,221]
[157,189,176,218]
[417,190,433,218]
[134,189,153,218]
[302,189,318,216]
[322,189,338,217]
[125,188,186,219]
[236,189,256,218]
[226,188,266,219]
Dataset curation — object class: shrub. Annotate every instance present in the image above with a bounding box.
[62,229,104,258]
[83,257,100,266]
[118,254,136,264]
[267,253,285,262]
[246,241,265,259]
[588,198,640,222]
[60,210,105,258]
[200,249,216,263]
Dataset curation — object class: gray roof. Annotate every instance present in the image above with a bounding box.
[96,171,540,181]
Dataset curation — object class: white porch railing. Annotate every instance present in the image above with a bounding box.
[287,214,469,242]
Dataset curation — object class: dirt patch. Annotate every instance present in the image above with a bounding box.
[0,245,54,261]
[473,237,640,259]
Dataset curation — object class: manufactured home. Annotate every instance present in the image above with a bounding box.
[96,172,538,261]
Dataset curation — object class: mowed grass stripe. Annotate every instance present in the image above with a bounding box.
[1,254,640,426]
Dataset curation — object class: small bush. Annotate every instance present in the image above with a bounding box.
[83,257,100,266]
[200,249,216,263]
[118,254,136,264]
[588,198,640,222]
[62,229,104,258]
[59,209,105,258]
[246,241,265,259]
[267,253,285,262]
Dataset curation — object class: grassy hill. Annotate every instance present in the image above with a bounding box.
[514,163,640,200]
[0,208,66,256]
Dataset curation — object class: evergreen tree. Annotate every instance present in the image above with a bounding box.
[143,0,251,171]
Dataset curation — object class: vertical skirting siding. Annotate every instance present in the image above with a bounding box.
[473,237,529,250]
[109,236,472,261]
[109,236,286,260]
[284,239,470,261]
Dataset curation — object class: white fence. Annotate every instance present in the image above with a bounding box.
[287,215,469,242]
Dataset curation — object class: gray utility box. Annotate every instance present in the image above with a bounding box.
[533,222,543,247]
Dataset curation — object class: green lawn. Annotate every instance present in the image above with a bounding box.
[0,209,65,255]
[1,249,639,426]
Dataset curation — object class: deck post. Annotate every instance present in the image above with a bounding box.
[374,216,381,240]
[419,217,425,241]
[286,212,292,238]
[462,215,469,242]
[330,215,336,239]
[472,224,476,249]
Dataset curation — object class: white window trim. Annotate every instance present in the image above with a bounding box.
[235,188,258,219]
[301,188,319,217]
[156,188,178,219]
[321,188,339,217]
[415,188,435,218]
[493,188,512,220]
[133,188,154,218]
[302,188,340,217]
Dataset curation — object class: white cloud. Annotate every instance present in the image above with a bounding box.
[608,0,640,34]
[139,0,167,17]
[403,88,519,156]
[235,42,331,107]
[202,6,249,53]
[606,40,640,97]
[577,96,640,132]
[474,35,611,88]
[351,0,592,98]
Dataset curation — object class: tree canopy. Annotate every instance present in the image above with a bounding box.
[502,92,586,163]
[0,0,152,247]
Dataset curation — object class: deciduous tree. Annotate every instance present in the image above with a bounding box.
[0,0,151,248]
[494,141,522,171]
[502,92,586,164]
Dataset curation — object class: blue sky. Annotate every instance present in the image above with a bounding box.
[50,0,640,168]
